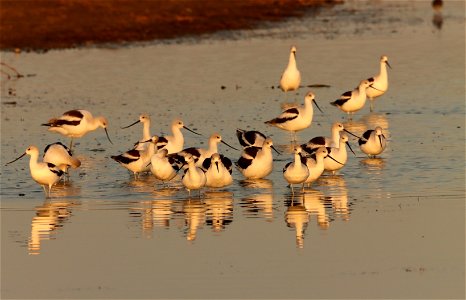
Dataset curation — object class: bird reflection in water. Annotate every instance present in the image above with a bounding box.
[28,199,78,255]
[343,112,389,135]
[432,0,443,30]
[204,191,234,233]
[360,157,386,172]
[318,175,350,222]
[240,178,275,221]
[284,193,309,249]
[183,199,206,241]
[303,189,330,230]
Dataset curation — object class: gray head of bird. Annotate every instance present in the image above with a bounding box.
[174,119,201,136]
[305,91,324,113]
[95,116,112,144]
[315,147,328,159]
[263,138,281,155]
[294,145,303,154]
[139,113,150,123]
[340,133,356,156]
[5,145,39,165]
[211,133,239,151]
[333,122,344,131]
[374,126,385,147]
[380,55,392,68]
[211,153,221,171]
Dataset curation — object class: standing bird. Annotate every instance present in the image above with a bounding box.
[121,113,152,150]
[303,147,342,187]
[41,109,112,150]
[6,146,64,198]
[182,154,207,197]
[358,126,387,157]
[111,135,158,178]
[202,153,233,188]
[236,138,280,179]
[155,119,201,154]
[43,142,81,174]
[301,122,357,155]
[331,80,380,119]
[323,133,355,175]
[366,55,392,112]
[265,91,323,142]
[236,129,266,148]
[149,149,181,185]
[283,146,309,194]
[280,45,301,94]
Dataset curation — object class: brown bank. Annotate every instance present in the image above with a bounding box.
[0,0,343,51]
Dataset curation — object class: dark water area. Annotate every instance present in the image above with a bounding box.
[1,1,464,299]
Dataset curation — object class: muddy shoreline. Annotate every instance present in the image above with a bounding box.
[0,0,342,51]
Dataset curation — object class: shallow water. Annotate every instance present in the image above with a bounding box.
[1,1,465,299]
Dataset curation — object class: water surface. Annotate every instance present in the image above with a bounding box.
[1,1,464,299]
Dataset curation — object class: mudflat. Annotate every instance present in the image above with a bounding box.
[0,0,341,50]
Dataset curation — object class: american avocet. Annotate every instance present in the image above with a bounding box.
[6,146,64,198]
[283,146,309,194]
[358,126,387,157]
[121,113,151,150]
[236,138,280,179]
[156,119,201,154]
[111,135,158,178]
[303,147,342,187]
[182,154,206,197]
[174,133,238,167]
[149,149,181,185]
[41,109,112,150]
[331,80,380,119]
[43,142,81,174]
[236,129,266,148]
[302,122,358,155]
[323,133,355,175]
[280,45,301,93]
[265,91,323,141]
[202,153,233,188]
[366,55,391,112]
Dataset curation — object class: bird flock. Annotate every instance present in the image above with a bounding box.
[5,46,390,198]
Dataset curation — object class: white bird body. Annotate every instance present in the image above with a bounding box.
[366,55,391,111]
[280,46,301,92]
[283,146,309,192]
[358,126,387,157]
[202,153,233,188]
[156,119,200,154]
[42,109,112,148]
[265,92,322,136]
[182,155,207,195]
[112,136,158,177]
[331,80,372,116]
[6,146,64,197]
[175,133,238,167]
[302,122,346,154]
[236,138,278,179]
[122,114,152,151]
[43,142,81,173]
[150,149,180,183]
[303,147,328,185]
[323,133,353,174]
